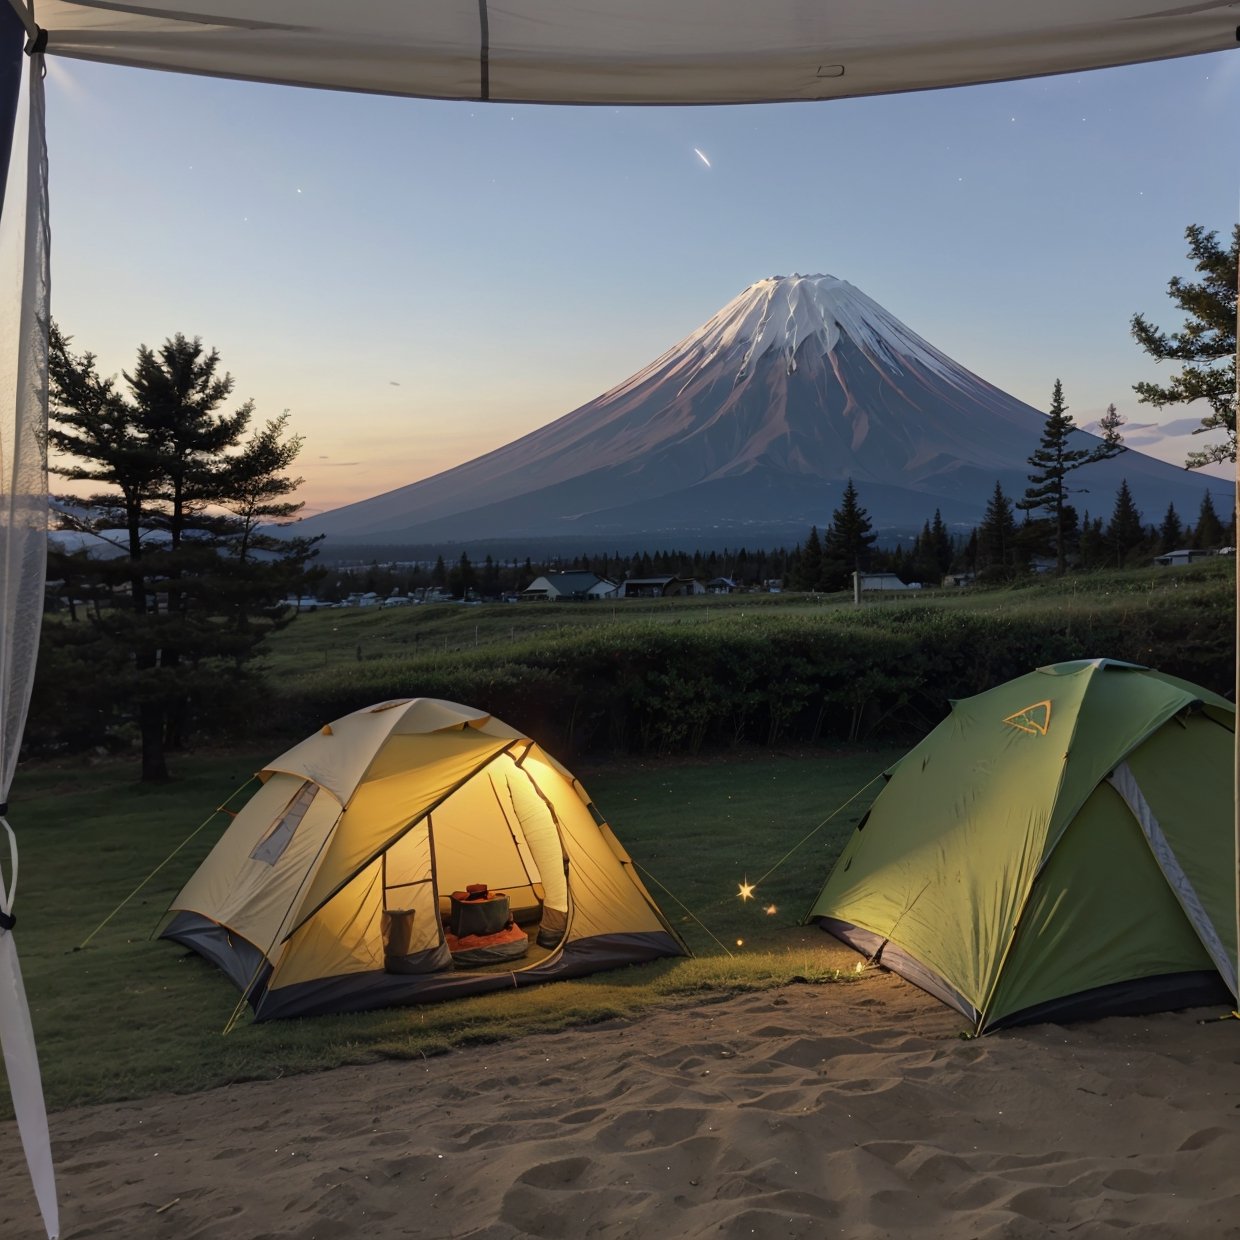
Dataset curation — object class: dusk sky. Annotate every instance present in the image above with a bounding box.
[46,48,1239,515]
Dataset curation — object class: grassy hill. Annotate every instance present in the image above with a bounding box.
[242,559,1235,757]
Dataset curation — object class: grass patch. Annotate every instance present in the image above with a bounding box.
[2,746,895,1113]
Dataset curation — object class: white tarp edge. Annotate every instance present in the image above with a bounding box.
[0,35,57,1240]
[20,1,1240,106]
[1,822,58,1240]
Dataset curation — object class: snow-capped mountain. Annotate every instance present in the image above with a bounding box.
[307,274,1226,546]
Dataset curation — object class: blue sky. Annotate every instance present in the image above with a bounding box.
[45,49,1239,513]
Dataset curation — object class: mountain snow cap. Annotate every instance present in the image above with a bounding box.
[677,273,958,381]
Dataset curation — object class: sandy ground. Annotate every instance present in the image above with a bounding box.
[4,963,1240,1239]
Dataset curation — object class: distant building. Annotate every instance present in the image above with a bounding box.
[620,576,705,598]
[858,572,912,591]
[1153,549,1215,567]
[521,572,617,601]
[706,577,739,594]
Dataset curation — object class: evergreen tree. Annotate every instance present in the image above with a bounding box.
[217,411,324,624]
[1017,379,1123,574]
[795,525,824,591]
[930,509,952,576]
[1132,223,1239,467]
[46,325,318,781]
[1077,515,1107,569]
[481,554,500,597]
[978,481,1019,571]
[1192,492,1225,549]
[1095,402,1127,456]
[448,551,476,599]
[432,554,448,587]
[907,519,938,584]
[1157,503,1184,554]
[1104,481,1144,567]
[823,479,876,589]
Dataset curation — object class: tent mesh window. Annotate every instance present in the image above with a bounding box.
[250,781,317,866]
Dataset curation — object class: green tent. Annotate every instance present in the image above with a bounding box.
[810,659,1237,1033]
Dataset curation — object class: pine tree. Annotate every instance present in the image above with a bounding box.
[1096,402,1126,452]
[823,479,876,589]
[1157,503,1184,554]
[906,519,936,584]
[1017,379,1123,574]
[1104,481,1144,567]
[1132,224,1239,467]
[46,325,318,781]
[482,554,499,597]
[978,481,1019,571]
[930,509,952,575]
[796,525,824,591]
[448,551,476,599]
[1192,492,1225,549]
[1077,515,1107,569]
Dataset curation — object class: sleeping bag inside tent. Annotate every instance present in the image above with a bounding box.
[163,698,686,1019]
[809,659,1237,1034]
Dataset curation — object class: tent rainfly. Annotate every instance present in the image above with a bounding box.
[810,660,1237,1034]
[163,698,686,1019]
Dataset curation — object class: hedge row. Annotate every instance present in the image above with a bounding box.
[263,593,1235,758]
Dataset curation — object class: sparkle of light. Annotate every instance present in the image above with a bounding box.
[736,939,744,947]
[738,880,755,901]
[765,904,778,916]
[693,147,712,168]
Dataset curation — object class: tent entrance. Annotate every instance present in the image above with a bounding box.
[380,753,572,972]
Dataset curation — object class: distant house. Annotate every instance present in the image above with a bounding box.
[521,571,617,601]
[620,576,705,599]
[942,573,975,588]
[706,577,739,594]
[1153,549,1215,567]
[858,572,912,591]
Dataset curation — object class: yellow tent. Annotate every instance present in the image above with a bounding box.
[164,698,685,1019]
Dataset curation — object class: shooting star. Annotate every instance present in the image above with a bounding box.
[693,147,711,168]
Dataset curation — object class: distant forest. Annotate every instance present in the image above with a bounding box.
[314,479,1235,602]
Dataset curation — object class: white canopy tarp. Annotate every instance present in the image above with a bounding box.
[20,1,1240,105]
[0,3,1236,1238]
[0,15,54,1238]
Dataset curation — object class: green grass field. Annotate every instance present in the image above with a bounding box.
[2,745,897,1114]
[261,558,1234,671]
[7,558,1233,1114]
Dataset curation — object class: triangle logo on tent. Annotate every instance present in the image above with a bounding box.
[1003,700,1052,736]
